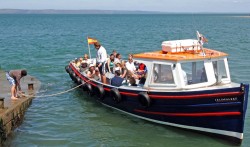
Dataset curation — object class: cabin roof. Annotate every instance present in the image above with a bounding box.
[133,48,228,62]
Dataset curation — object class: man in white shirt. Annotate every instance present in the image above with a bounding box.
[94,42,107,84]
[126,59,136,72]
[125,54,138,79]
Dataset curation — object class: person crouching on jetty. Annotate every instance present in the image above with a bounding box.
[6,70,27,100]
[94,42,107,84]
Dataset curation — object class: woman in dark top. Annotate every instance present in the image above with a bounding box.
[106,54,115,73]
[120,61,127,79]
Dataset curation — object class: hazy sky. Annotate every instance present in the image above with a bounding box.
[0,0,250,13]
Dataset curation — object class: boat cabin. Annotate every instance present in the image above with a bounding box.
[133,39,231,90]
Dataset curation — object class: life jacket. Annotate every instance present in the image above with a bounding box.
[139,63,146,70]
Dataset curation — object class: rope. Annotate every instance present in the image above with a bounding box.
[20,83,84,98]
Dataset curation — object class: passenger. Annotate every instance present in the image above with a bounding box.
[111,70,124,87]
[125,54,139,79]
[137,63,147,75]
[77,57,88,72]
[6,69,27,100]
[79,57,83,62]
[106,54,115,73]
[114,53,122,64]
[113,62,122,74]
[75,58,81,70]
[120,61,128,79]
[72,58,78,66]
[93,68,101,82]
[129,77,137,86]
[83,54,91,64]
[77,58,83,66]
[112,50,117,58]
[81,62,88,69]
[134,61,139,70]
[94,42,107,84]
[125,54,136,72]
[86,64,96,78]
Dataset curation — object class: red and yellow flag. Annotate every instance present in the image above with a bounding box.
[87,37,98,44]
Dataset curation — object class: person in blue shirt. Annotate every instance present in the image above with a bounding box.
[111,70,124,87]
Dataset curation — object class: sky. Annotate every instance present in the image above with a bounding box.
[0,0,250,13]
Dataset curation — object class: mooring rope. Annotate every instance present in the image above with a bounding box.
[20,83,84,98]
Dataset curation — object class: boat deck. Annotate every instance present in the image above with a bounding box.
[134,48,228,61]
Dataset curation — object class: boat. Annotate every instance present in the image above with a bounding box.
[65,32,249,144]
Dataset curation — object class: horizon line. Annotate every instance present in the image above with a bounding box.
[0,9,249,14]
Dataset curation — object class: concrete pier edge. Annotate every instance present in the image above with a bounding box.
[0,70,40,144]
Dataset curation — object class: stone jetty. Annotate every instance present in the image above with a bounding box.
[0,70,40,144]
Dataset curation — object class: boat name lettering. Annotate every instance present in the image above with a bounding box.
[215,97,238,102]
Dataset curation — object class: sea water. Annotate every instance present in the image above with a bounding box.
[0,14,250,146]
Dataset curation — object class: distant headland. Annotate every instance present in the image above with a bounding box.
[0,9,249,15]
[0,9,164,14]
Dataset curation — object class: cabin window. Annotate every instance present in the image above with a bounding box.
[152,64,174,84]
[212,60,228,81]
[181,61,207,85]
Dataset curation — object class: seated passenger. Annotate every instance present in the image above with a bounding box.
[134,61,139,70]
[112,50,117,58]
[83,54,88,59]
[79,57,84,63]
[129,77,137,86]
[125,54,136,72]
[111,70,124,87]
[75,58,81,70]
[106,54,115,73]
[86,64,96,78]
[83,54,90,64]
[81,62,88,69]
[113,62,122,74]
[71,58,77,66]
[93,68,101,81]
[137,63,147,75]
[125,54,139,79]
[120,61,128,78]
[114,53,122,64]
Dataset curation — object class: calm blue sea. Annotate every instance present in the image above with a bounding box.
[0,14,250,146]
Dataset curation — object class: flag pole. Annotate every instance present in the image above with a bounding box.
[87,36,91,59]
[196,31,206,56]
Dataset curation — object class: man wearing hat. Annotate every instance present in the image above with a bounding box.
[86,64,96,78]
[94,42,107,84]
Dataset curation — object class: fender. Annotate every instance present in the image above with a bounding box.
[95,84,105,100]
[138,92,151,107]
[110,88,122,103]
